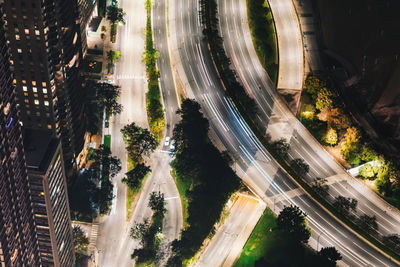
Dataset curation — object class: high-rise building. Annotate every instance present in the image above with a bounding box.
[24,129,75,267]
[0,1,42,266]
[3,0,87,177]
[78,0,98,56]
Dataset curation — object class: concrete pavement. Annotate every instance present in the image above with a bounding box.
[195,194,266,267]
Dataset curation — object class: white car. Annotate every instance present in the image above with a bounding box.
[169,140,176,150]
[164,136,170,147]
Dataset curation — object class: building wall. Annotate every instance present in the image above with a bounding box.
[28,141,75,267]
[78,0,98,56]
[0,1,41,266]
[3,0,87,178]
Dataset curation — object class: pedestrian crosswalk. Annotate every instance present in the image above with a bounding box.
[88,223,99,252]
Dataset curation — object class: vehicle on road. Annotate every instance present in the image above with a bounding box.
[164,136,170,146]
[170,140,175,150]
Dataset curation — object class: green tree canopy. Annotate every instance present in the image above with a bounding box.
[73,226,89,260]
[277,205,311,243]
[149,191,167,215]
[271,138,290,159]
[359,163,375,179]
[358,214,378,232]
[107,5,126,25]
[316,88,334,111]
[318,247,342,266]
[121,122,157,162]
[324,128,338,145]
[122,163,151,191]
[333,196,357,216]
[290,158,310,177]
[304,75,325,98]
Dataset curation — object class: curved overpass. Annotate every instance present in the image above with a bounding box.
[160,0,399,265]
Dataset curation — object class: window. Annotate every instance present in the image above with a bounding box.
[17,48,22,53]
[22,86,27,91]
[32,81,36,86]
[35,30,40,36]
[34,100,39,105]
[44,101,49,106]
[42,88,47,94]
[47,125,52,129]
[42,82,46,87]
[24,29,29,34]
[23,93,28,96]
[15,34,20,40]
[32,87,37,92]
[24,99,29,103]
[10,60,13,65]
[13,79,16,84]
[22,80,26,84]
[36,112,40,116]
[33,94,38,98]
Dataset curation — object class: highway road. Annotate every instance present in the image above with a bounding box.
[195,194,265,267]
[96,0,182,266]
[160,0,400,265]
[218,0,400,250]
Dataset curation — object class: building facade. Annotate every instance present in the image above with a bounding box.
[24,130,75,267]
[0,1,42,266]
[3,0,87,177]
[78,0,98,56]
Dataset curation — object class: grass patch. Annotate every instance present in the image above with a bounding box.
[127,187,134,220]
[235,208,276,266]
[104,134,111,148]
[144,0,165,140]
[171,169,190,227]
[247,0,278,85]
[110,23,117,43]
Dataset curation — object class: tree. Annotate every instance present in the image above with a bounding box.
[290,158,310,177]
[72,226,89,260]
[86,81,122,116]
[318,247,342,266]
[107,50,121,64]
[324,128,338,146]
[304,75,325,97]
[122,163,151,191]
[106,5,126,25]
[277,205,311,243]
[312,177,329,198]
[271,138,290,159]
[359,163,375,179]
[130,220,149,240]
[383,235,400,252]
[358,214,378,232]
[341,127,360,159]
[360,145,377,162]
[316,88,334,111]
[91,145,121,179]
[148,191,167,215]
[327,108,351,131]
[344,127,360,144]
[120,122,157,162]
[333,196,357,216]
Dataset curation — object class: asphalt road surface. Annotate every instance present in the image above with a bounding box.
[96,0,182,266]
[195,194,265,267]
[162,0,400,265]
[218,0,400,251]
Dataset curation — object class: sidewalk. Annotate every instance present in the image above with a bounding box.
[291,0,323,75]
